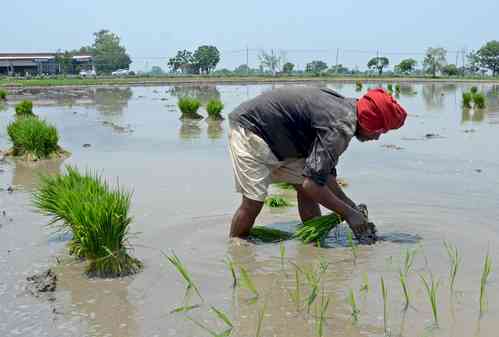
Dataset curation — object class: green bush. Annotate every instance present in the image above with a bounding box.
[178,97,202,119]
[0,89,7,100]
[462,92,473,108]
[7,117,59,160]
[15,100,34,116]
[355,80,363,91]
[470,86,478,94]
[33,166,143,277]
[473,92,486,109]
[206,99,224,120]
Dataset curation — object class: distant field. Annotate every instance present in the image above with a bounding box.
[1,75,498,88]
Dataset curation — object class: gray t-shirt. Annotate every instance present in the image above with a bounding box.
[229,87,357,185]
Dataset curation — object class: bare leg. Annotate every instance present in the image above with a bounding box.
[294,184,321,222]
[230,196,264,238]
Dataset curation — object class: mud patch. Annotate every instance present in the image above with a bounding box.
[101,120,134,133]
[26,269,57,299]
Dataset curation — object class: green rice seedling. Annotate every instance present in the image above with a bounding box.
[225,257,238,288]
[473,92,486,109]
[294,213,343,244]
[355,80,363,91]
[211,306,234,330]
[280,241,286,269]
[178,96,202,119]
[264,195,291,208]
[166,251,203,300]
[470,86,478,94]
[317,290,330,336]
[479,252,492,316]
[15,100,35,116]
[33,166,142,277]
[395,83,401,94]
[380,277,389,335]
[399,270,410,310]
[443,241,460,292]
[318,256,330,274]
[248,226,293,243]
[255,301,267,337]
[170,304,201,314]
[206,99,224,120]
[187,316,232,337]
[288,267,302,311]
[239,266,259,300]
[462,92,472,108]
[360,272,369,293]
[420,273,440,327]
[0,89,7,100]
[402,248,417,276]
[272,182,295,190]
[347,230,358,263]
[7,116,60,160]
[387,84,394,93]
[347,288,360,323]
[302,266,322,313]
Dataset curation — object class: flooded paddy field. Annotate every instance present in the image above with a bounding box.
[1,82,499,337]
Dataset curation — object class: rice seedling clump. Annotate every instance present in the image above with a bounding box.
[264,195,291,208]
[7,116,61,160]
[249,226,294,243]
[33,166,143,277]
[178,97,203,120]
[462,92,472,108]
[294,213,342,244]
[206,99,224,120]
[355,80,363,91]
[0,89,7,100]
[15,100,35,116]
[473,92,486,109]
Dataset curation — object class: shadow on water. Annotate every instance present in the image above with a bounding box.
[91,87,133,114]
[168,85,221,105]
[179,120,202,140]
[462,107,486,123]
[11,157,65,191]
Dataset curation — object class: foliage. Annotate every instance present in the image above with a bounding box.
[168,50,196,74]
[193,45,220,74]
[367,57,389,75]
[473,92,486,109]
[177,97,202,119]
[149,66,165,75]
[470,86,478,94]
[33,166,142,277]
[423,47,447,77]
[87,30,131,74]
[462,92,472,108]
[420,273,440,326]
[329,64,350,74]
[347,288,360,322]
[55,50,75,74]
[239,266,259,300]
[355,80,363,91]
[380,276,389,335]
[15,100,34,116]
[396,58,417,74]
[466,51,481,74]
[282,62,295,74]
[206,99,224,120]
[305,60,328,75]
[234,64,251,75]
[294,213,342,244]
[259,49,286,76]
[249,226,294,243]
[264,195,291,208]
[7,117,59,160]
[0,89,7,100]
[442,64,459,76]
[166,251,203,300]
[479,252,492,316]
[443,241,460,292]
[477,40,499,76]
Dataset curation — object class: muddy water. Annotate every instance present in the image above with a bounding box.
[1,82,499,337]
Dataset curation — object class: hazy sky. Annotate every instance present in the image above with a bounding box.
[2,0,498,71]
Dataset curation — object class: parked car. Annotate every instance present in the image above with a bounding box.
[111,69,133,76]
[79,69,96,77]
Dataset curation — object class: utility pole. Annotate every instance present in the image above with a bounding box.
[335,48,340,74]
[246,45,249,76]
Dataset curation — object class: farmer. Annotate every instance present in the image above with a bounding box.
[228,87,407,239]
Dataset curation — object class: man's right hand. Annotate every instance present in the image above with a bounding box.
[345,209,369,238]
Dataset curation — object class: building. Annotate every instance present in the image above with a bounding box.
[0,53,94,76]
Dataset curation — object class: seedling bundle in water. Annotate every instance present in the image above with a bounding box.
[33,166,142,277]
[264,195,291,208]
[294,213,343,244]
[178,96,203,119]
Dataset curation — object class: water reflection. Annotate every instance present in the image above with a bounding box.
[91,87,133,114]
[11,157,65,191]
[179,120,202,140]
[462,108,486,123]
[206,120,224,139]
[422,83,456,110]
[0,102,7,112]
[398,84,418,96]
[169,85,221,105]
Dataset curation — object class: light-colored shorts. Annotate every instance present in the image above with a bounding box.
[228,122,305,202]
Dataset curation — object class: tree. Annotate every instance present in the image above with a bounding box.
[329,64,350,74]
[150,66,164,75]
[258,49,285,76]
[55,50,75,74]
[466,51,481,74]
[234,64,252,75]
[396,58,417,74]
[477,40,499,76]
[168,50,195,74]
[282,62,295,74]
[90,30,131,74]
[367,57,389,75]
[193,45,220,74]
[442,64,459,76]
[423,47,447,77]
[305,60,328,75]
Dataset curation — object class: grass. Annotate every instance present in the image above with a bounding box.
[206,99,224,120]
[178,96,202,119]
[479,252,492,316]
[420,273,440,327]
[0,89,6,100]
[255,301,267,337]
[288,267,302,311]
[402,248,417,276]
[462,92,473,108]
[399,270,410,310]
[380,277,389,335]
[473,92,486,109]
[33,166,142,277]
[239,266,259,301]
[360,272,369,293]
[248,226,294,243]
[280,241,286,269]
[225,257,238,288]
[347,288,360,323]
[7,116,60,160]
[443,241,460,292]
[264,195,291,208]
[166,251,203,301]
[347,230,358,263]
[188,307,233,337]
[15,100,35,116]
[294,213,343,244]
[317,290,330,336]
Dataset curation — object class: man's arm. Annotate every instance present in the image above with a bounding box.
[326,176,357,209]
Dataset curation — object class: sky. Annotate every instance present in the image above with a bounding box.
[1,0,498,71]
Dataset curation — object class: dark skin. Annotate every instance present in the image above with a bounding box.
[229,126,382,239]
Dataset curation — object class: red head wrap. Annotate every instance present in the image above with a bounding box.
[356,88,407,135]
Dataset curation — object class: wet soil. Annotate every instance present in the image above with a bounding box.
[1,82,499,337]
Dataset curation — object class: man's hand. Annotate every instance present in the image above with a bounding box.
[345,209,369,238]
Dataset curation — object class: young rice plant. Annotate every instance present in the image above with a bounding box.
[479,252,492,316]
[264,195,291,208]
[178,97,202,119]
[443,241,460,292]
[0,89,7,100]
[167,251,203,301]
[15,100,35,116]
[206,99,224,120]
[420,273,440,327]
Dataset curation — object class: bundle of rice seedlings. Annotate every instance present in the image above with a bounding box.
[7,116,61,160]
[462,92,472,108]
[294,213,342,244]
[178,97,202,120]
[0,89,7,100]
[355,80,363,91]
[472,92,486,109]
[15,100,35,116]
[272,182,295,190]
[33,166,143,277]
[470,86,478,94]
[206,99,224,120]
[249,226,294,243]
[395,83,401,94]
[387,84,394,93]
[264,195,291,208]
